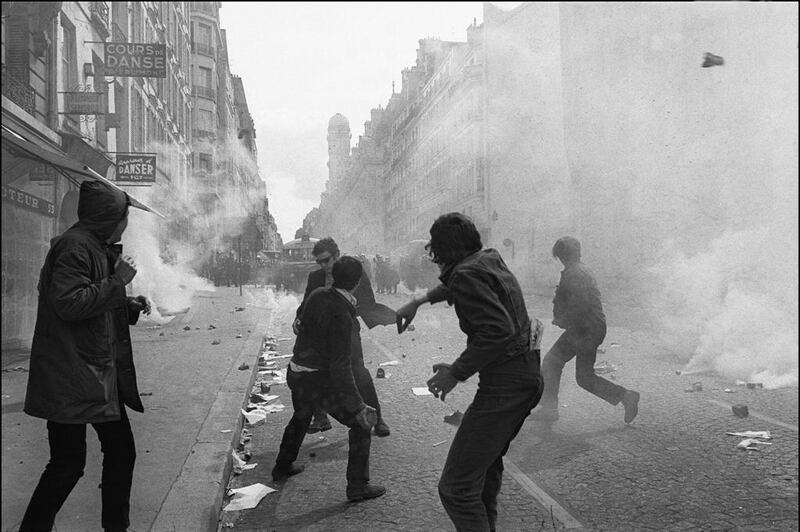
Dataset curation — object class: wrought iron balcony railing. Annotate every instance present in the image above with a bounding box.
[89,2,110,38]
[1,65,36,116]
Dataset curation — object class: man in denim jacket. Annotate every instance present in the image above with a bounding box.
[396,212,542,532]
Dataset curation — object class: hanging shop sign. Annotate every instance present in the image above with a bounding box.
[115,153,157,184]
[28,162,59,182]
[105,43,167,78]
[1,184,56,217]
[62,91,105,115]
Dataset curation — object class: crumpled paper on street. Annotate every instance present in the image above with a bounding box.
[412,387,432,396]
[736,438,773,451]
[231,450,257,474]
[223,483,275,512]
[242,409,267,426]
[726,431,771,439]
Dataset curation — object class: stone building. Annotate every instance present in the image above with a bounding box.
[1,1,271,353]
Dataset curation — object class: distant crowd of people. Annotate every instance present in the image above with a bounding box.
[19,181,639,531]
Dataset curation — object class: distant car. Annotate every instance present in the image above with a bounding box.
[275,235,319,292]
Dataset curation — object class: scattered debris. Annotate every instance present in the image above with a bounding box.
[746,382,763,389]
[220,429,233,433]
[242,409,267,426]
[736,438,772,451]
[727,431,771,439]
[597,348,606,354]
[231,450,258,475]
[379,360,400,366]
[732,404,749,418]
[238,363,250,371]
[594,361,617,374]
[223,483,275,512]
[376,368,386,378]
[3,366,29,372]
[444,410,464,426]
[158,332,165,336]
[235,307,246,312]
[139,392,153,396]
[236,334,243,339]
[724,388,735,393]
[212,339,221,345]
[407,324,415,332]
[412,387,432,396]
[208,324,217,330]
[702,52,724,68]
[183,325,191,331]
[433,440,448,447]
[609,343,620,348]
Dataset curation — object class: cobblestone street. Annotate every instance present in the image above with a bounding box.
[222,291,799,531]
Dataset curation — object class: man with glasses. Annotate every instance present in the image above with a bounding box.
[293,237,396,437]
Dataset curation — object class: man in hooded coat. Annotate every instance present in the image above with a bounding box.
[20,179,151,532]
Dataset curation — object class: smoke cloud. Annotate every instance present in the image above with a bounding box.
[649,225,798,389]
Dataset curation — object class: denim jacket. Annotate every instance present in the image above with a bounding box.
[426,249,534,381]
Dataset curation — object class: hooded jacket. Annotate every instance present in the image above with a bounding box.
[24,180,144,424]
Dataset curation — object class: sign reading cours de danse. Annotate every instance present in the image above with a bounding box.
[104,43,167,78]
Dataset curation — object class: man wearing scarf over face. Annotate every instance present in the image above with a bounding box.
[21,180,151,532]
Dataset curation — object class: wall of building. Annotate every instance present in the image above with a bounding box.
[559,2,798,289]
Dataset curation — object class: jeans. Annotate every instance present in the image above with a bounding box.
[276,368,372,486]
[540,328,627,408]
[438,350,543,532]
[20,406,136,532]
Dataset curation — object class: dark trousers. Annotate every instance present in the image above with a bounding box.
[276,368,372,486]
[20,406,136,532]
[438,351,543,532]
[540,328,627,408]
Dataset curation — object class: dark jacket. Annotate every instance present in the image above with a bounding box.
[552,262,606,337]
[291,287,364,415]
[24,180,144,424]
[427,248,535,381]
[296,268,395,329]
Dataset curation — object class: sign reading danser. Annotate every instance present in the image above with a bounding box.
[105,43,166,78]
[115,154,157,184]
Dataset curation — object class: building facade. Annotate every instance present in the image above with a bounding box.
[1,1,270,352]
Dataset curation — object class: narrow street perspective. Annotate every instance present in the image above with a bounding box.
[2,2,797,532]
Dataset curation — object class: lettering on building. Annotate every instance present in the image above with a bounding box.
[115,154,157,184]
[104,43,167,78]
[1,185,56,217]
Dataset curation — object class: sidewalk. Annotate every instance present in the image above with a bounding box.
[1,286,272,532]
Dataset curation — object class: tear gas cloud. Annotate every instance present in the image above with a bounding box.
[120,133,265,319]
[482,3,798,388]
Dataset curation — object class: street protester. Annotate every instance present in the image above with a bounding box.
[531,236,640,424]
[293,237,396,437]
[20,180,152,532]
[274,256,387,502]
[395,212,543,532]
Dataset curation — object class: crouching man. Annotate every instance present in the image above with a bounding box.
[272,256,386,502]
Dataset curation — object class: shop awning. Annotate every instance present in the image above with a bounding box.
[1,124,165,218]
[1,124,96,180]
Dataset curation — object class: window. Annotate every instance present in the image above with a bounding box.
[198,66,212,88]
[199,109,213,130]
[61,16,77,92]
[199,153,213,173]
[197,23,212,46]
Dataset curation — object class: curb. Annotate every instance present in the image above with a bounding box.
[150,313,269,532]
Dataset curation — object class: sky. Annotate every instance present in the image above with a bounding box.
[219,2,521,240]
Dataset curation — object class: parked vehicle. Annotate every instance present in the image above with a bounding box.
[274,234,319,292]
